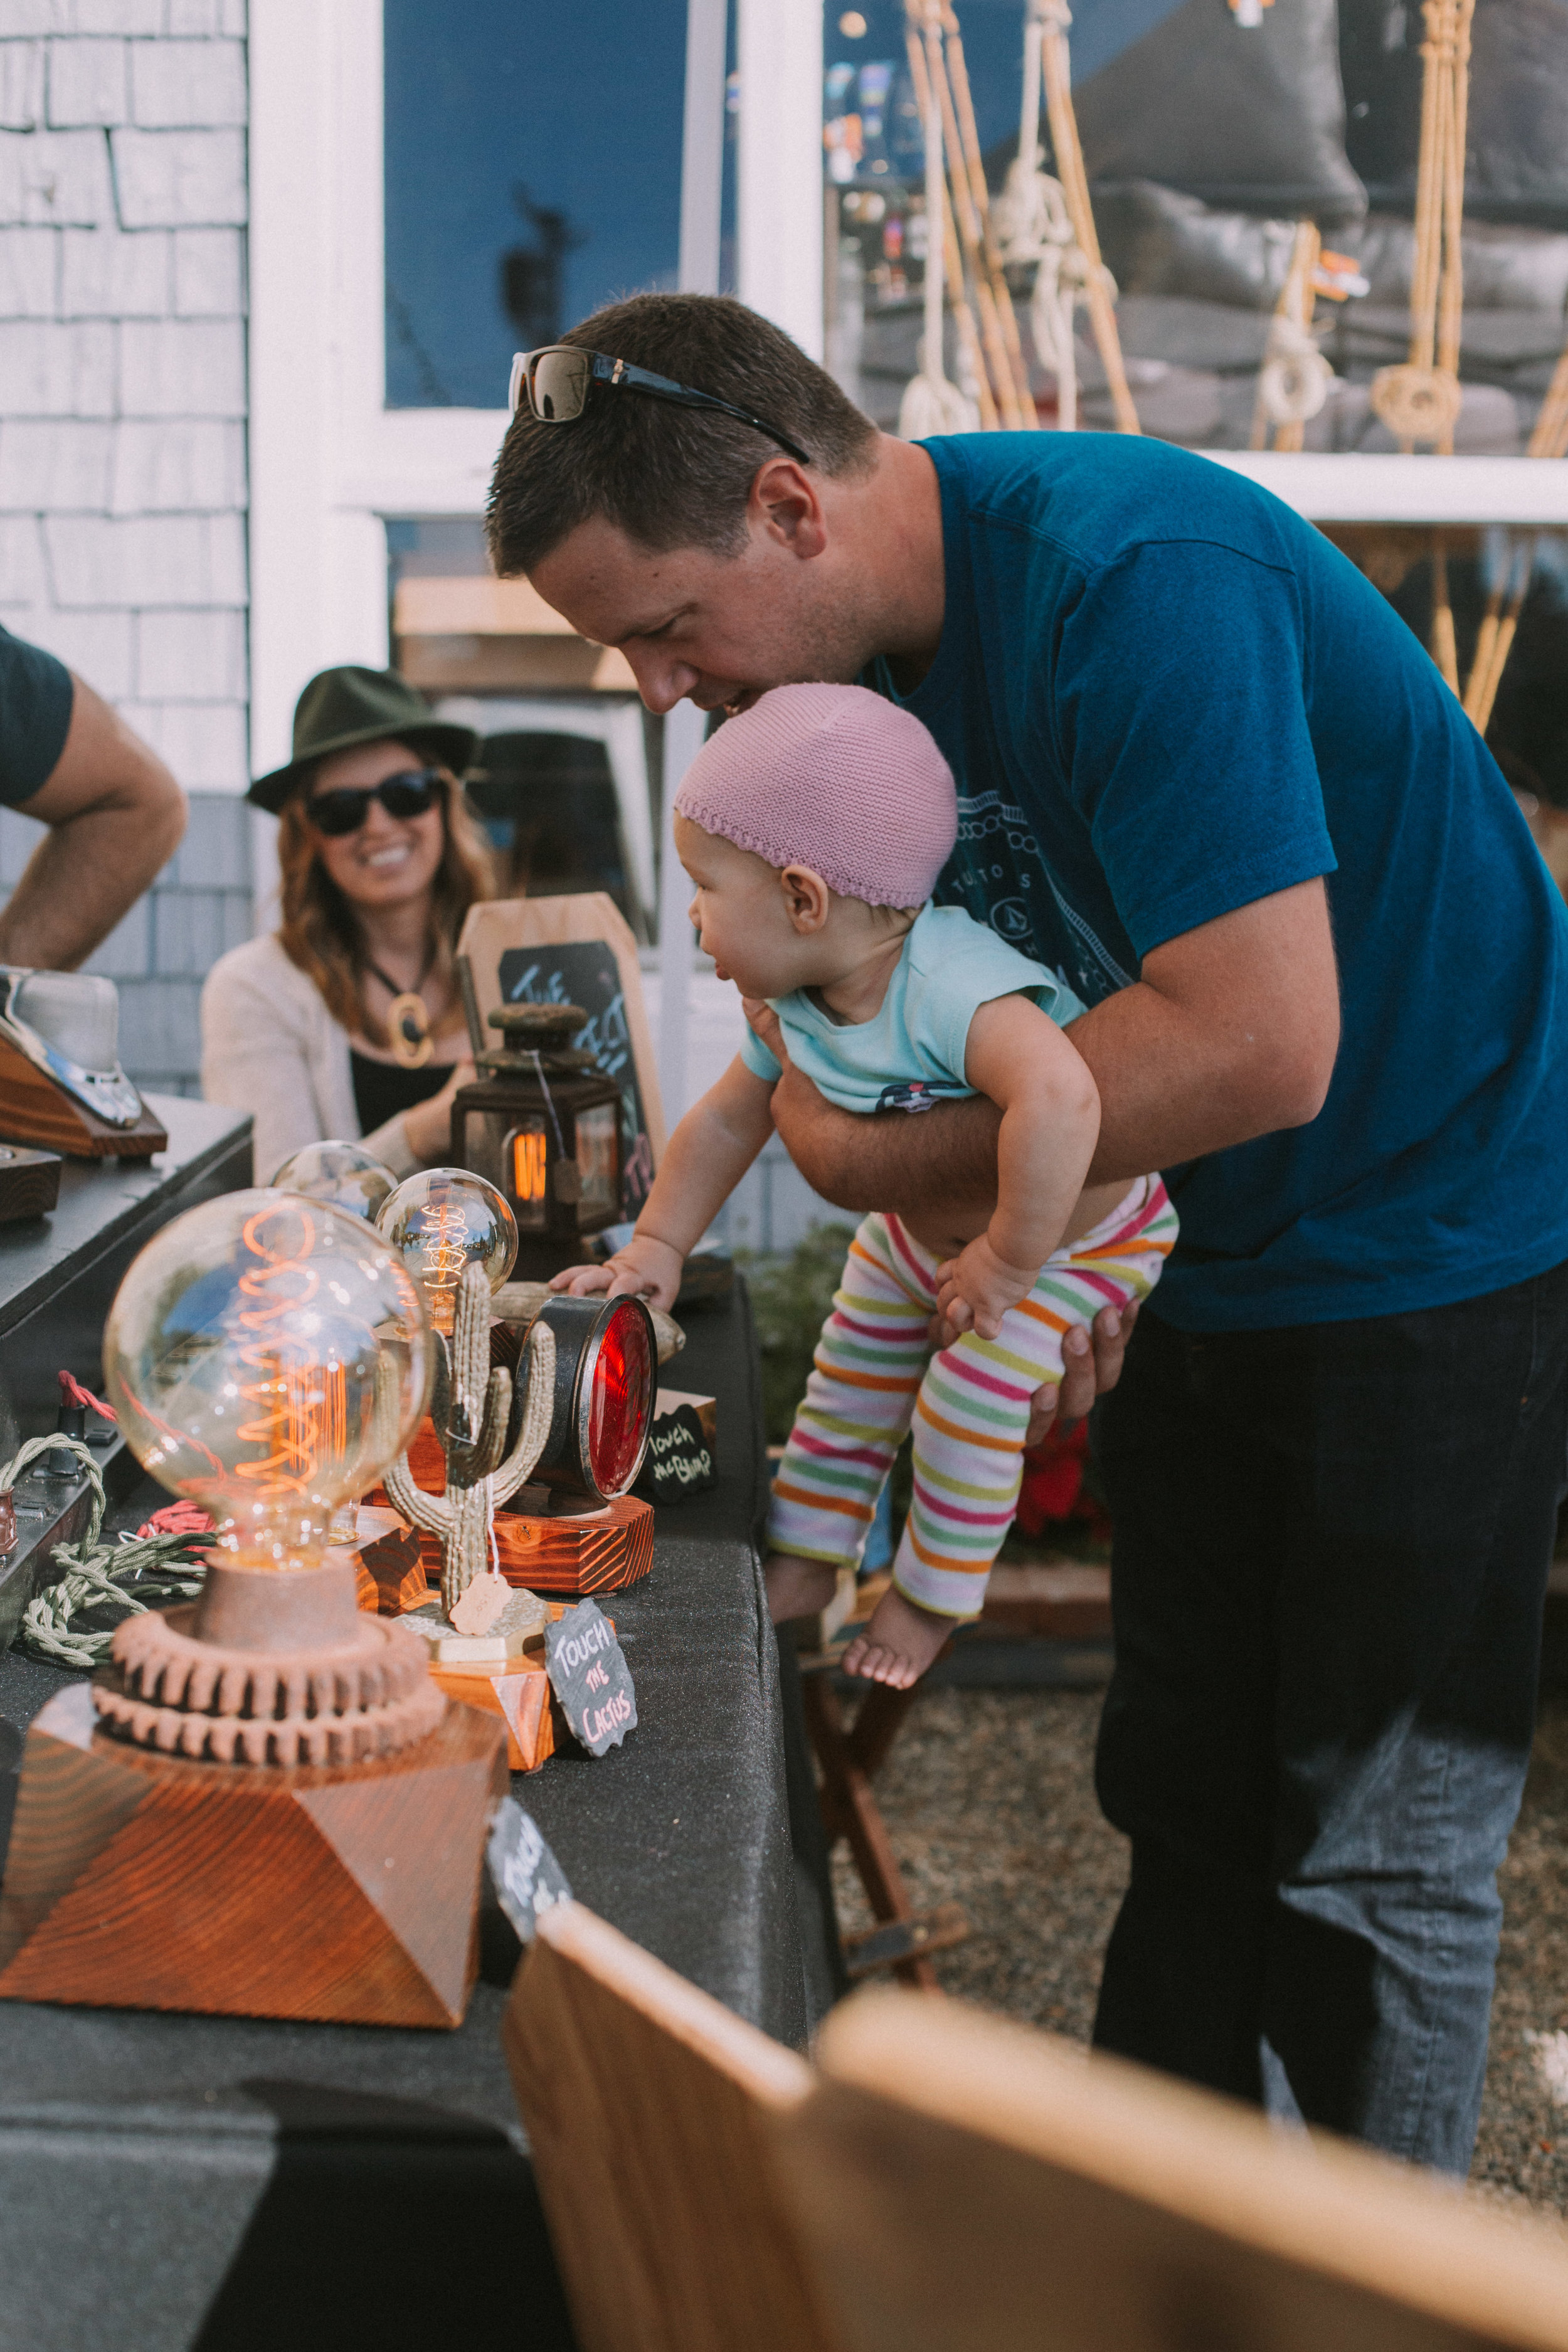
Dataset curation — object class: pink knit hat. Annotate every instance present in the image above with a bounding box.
[673,684,957,908]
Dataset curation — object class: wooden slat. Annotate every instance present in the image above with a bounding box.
[504,1900,844,2352]
[393,575,579,637]
[768,1989,1568,2352]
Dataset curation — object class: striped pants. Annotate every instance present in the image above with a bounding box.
[768,1175,1178,1619]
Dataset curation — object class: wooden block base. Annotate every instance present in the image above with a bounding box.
[426,1600,585,1771]
[351,1505,430,1617]
[0,1683,507,2027]
[493,1493,654,1597]
[431,1658,557,1772]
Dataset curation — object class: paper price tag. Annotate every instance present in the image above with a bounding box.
[545,1598,638,1757]
[487,1797,573,1944]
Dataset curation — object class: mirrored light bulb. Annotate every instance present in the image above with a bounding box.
[376,1168,517,1336]
[270,1139,400,1223]
[103,1191,435,1570]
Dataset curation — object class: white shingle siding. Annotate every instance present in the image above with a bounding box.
[0,4,252,1091]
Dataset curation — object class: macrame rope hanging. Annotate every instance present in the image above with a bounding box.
[1253,224,1330,452]
[1362,0,1473,692]
[1369,0,1473,457]
[938,3,1036,423]
[994,0,1139,434]
[1459,358,1568,733]
[899,0,982,437]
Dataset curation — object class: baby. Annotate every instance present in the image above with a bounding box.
[554,686,1177,1687]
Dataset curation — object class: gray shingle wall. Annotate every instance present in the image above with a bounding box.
[0,0,250,1098]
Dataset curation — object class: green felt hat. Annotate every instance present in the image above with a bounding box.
[248,667,479,814]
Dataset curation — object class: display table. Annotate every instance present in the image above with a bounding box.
[0,1280,837,2352]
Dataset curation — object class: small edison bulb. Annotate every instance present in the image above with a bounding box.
[376,1168,517,1337]
[270,1140,400,1224]
[103,1190,435,1571]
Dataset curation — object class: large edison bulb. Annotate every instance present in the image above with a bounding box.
[376,1168,517,1337]
[270,1139,399,1224]
[103,1191,435,1571]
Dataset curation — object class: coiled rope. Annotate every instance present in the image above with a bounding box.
[3,1436,209,1669]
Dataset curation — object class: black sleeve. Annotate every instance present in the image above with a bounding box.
[0,624,74,808]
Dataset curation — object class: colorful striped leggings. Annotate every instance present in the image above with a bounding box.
[767,1175,1178,1619]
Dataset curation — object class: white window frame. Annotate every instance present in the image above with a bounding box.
[249,0,1568,909]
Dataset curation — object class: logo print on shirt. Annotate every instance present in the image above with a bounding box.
[950,791,1133,1002]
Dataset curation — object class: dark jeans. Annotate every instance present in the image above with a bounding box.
[1092,1261,1568,2173]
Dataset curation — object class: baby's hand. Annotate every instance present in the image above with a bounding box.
[933,1234,1038,1342]
[549,1233,685,1311]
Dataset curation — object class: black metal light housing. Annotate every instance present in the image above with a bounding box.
[517,1293,657,1506]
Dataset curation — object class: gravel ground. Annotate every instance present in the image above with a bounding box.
[829,1680,1568,2215]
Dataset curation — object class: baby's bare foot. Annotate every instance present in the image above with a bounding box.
[842,1586,958,1690]
[764,1551,839,1627]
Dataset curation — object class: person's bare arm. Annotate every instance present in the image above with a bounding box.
[0,675,186,970]
[935,995,1101,1340]
[552,1054,776,1310]
[769,879,1338,1207]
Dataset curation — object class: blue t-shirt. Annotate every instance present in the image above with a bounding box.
[738,901,1088,1113]
[868,433,1568,1332]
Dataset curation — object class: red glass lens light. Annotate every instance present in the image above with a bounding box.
[585,1298,654,1496]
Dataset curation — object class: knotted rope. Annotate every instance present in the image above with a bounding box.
[0,1436,209,1668]
[1370,0,1474,458]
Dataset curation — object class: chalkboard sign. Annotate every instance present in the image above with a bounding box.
[635,1389,718,1504]
[498,939,653,1216]
[546,1598,638,1757]
[487,1798,573,1944]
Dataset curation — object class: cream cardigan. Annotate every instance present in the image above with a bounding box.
[200,933,426,1185]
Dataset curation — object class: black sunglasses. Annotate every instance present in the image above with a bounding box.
[509,345,812,467]
[307,768,442,837]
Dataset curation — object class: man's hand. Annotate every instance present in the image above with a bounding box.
[550,1231,685,1311]
[0,674,186,972]
[1024,1301,1139,1448]
[934,1233,1038,1342]
[741,995,787,1064]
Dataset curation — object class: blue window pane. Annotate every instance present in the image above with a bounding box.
[384,0,688,410]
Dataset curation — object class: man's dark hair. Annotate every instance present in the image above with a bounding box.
[486,292,877,575]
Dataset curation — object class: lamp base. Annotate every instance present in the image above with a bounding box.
[493,1491,654,1596]
[0,1683,506,2027]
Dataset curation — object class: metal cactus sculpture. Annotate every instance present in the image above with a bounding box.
[384,1262,556,1613]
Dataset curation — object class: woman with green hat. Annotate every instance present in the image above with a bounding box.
[201,666,497,1182]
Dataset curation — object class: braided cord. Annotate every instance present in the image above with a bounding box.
[0,1437,208,1669]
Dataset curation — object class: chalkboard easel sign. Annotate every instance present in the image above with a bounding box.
[457,894,665,1222]
[545,1599,638,1758]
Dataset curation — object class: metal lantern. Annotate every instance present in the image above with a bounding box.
[450,1003,623,1276]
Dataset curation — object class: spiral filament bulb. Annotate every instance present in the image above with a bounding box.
[420,1199,470,1335]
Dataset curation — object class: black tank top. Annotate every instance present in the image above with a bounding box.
[349,1049,451,1141]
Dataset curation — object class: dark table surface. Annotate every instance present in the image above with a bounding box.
[0,1279,840,2352]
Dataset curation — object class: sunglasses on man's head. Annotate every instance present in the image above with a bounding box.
[509,345,812,467]
[307,768,442,837]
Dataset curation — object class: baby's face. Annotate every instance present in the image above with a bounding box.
[676,815,830,999]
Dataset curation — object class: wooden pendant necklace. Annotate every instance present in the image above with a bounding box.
[363,952,435,1069]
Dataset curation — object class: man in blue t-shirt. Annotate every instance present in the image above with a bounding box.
[489,295,1568,2175]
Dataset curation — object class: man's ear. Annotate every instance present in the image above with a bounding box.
[780,864,832,933]
[750,458,827,559]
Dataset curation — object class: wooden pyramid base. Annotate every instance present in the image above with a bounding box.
[0,1683,507,2028]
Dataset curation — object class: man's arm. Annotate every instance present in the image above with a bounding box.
[0,675,186,970]
[769,878,1339,1209]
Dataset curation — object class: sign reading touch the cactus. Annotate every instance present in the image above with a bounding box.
[545,1599,637,1757]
